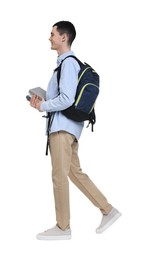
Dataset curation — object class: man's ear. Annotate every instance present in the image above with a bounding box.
[62,33,67,42]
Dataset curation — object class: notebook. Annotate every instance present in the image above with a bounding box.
[28,87,46,100]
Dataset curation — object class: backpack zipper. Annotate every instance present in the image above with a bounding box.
[75,83,99,108]
[78,67,91,83]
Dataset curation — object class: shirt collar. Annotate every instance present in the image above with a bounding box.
[57,51,75,66]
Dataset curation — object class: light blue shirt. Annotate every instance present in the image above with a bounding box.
[40,51,84,140]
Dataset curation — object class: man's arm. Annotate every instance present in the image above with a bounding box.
[40,59,80,112]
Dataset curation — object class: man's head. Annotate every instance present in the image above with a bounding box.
[53,21,76,46]
[49,21,76,54]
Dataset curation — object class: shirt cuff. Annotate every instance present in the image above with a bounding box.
[40,102,46,112]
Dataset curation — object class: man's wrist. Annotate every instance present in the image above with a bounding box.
[39,101,45,112]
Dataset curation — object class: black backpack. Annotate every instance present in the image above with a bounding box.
[54,55,100,131]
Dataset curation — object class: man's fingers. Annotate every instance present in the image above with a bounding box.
[30,95,38,107]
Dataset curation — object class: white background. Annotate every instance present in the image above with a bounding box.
[0,0,145,259]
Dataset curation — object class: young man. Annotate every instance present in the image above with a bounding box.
[30,21,121,240]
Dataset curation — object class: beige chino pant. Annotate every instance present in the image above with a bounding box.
[49,131,112,230]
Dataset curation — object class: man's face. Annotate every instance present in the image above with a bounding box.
[49,26,64,51]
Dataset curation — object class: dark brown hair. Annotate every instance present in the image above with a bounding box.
[53,21,76,46]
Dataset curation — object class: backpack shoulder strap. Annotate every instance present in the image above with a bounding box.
[54,55,83,86]
[64,55,84,67]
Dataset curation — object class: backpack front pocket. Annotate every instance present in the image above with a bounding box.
[75,83,99,114]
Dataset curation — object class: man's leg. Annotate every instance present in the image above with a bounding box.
[68,140,121,233]
[49,131,76,230]
[68,140,112,214]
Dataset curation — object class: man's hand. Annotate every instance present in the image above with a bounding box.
[30,95,45,112]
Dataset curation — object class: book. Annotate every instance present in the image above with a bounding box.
[28,87,46,100]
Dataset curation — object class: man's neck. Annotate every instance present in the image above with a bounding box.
[57,46,71,56]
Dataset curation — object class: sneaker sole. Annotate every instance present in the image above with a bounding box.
[96,212,122,234]
[36,234,71,240]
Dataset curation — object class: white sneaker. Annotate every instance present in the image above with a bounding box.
[96,207,121,234]
[36,225,71,240]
